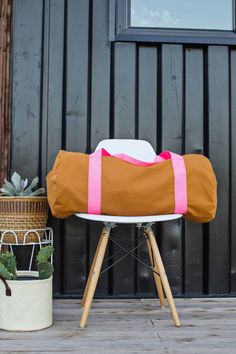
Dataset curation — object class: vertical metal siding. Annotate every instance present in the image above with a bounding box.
[0,0,12,184]
[11,0,235,297]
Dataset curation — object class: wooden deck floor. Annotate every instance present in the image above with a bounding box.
[0,298,236,353]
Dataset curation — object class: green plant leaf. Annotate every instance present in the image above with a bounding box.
[0,252,17,279]
[1,178,20,196]
[4,179,15,189]
[36,246,54,264]
[37,262,54,280]
[1,174,45,196]
[0,188,7,193]
[29,188,46,196]
[23,178,28,189]
[0,185,18,196]
[0,263,14,280]
[11,172,22,192]
[23,176,39,195]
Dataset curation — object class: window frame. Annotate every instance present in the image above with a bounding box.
[109,0,236,45]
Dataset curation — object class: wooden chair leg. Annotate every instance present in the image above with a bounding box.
[81,233,103,307]
[145,237,165,307]
[145,226,181,327]
[80,227,110,328]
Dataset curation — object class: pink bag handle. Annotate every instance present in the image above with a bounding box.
[160,151,187,214]
[88,148,187,215]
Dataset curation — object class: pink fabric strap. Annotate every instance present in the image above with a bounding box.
[88,148,187,215]
[160,151,187,214]
[88,149,106,214]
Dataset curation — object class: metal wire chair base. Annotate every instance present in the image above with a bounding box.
[100,227,160,277]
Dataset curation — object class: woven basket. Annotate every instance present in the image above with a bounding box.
[0,197,49,244]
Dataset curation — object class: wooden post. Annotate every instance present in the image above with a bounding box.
[145,226,181,327]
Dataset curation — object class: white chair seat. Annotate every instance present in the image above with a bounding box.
[76,213,182,224]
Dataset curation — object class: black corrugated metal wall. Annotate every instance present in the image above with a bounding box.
[11,0,236,297]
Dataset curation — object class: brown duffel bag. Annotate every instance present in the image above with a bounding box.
[46,149,217,223]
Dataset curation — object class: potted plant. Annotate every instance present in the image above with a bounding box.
[0,172,49,243]
[0,246,54,331]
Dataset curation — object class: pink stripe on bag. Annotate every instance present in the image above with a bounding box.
[88,148,187,215]
[87,150,102,214]
[160,151,187,214]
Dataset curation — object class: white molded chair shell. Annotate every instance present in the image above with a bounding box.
[76,139,182,223]
[95,139,156,162]
[76,213,182,224]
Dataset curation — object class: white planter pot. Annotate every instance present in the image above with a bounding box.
[0,271,53,331]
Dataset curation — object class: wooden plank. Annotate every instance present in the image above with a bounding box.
[0,299,236,353]
[63,216,87,296]
[137,46,158,295]
[90,0,110,150]
[41,0,50,185]
[63,0,90,296]
[10,0,44,277]
[114,42,136,138]
[65,0,89,153]
[0,0,11,184]
[89,0,111,297]
[161,44,183,295]
[208,46,230,294]
[184,48,204,294]
[138,46,157,150]
[108,0,116,41]
[11,0,43,178]
[44,0,65,172]
[230,49,236,293]
[40,0,65,295]
[113,42,136,295]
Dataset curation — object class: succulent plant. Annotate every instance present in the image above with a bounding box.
[36,245,54,263]
[0,263,15,280]
[0,252,17,280]
[36,245,54,280]
[0,247,53,281]
[37,262,54,280]
[0,172,45,197]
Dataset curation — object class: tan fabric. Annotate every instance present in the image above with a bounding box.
[46,150,217,223]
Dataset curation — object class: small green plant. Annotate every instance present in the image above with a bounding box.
[0,247,53,281]
[0,263,15,280]
[0,252,17,280]
[0,172,45,196]
[36,246,54,280]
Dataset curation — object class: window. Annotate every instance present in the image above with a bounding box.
[109,0,236,45]
[130,0,233,31]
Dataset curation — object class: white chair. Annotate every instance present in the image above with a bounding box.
[76,139,182,328]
